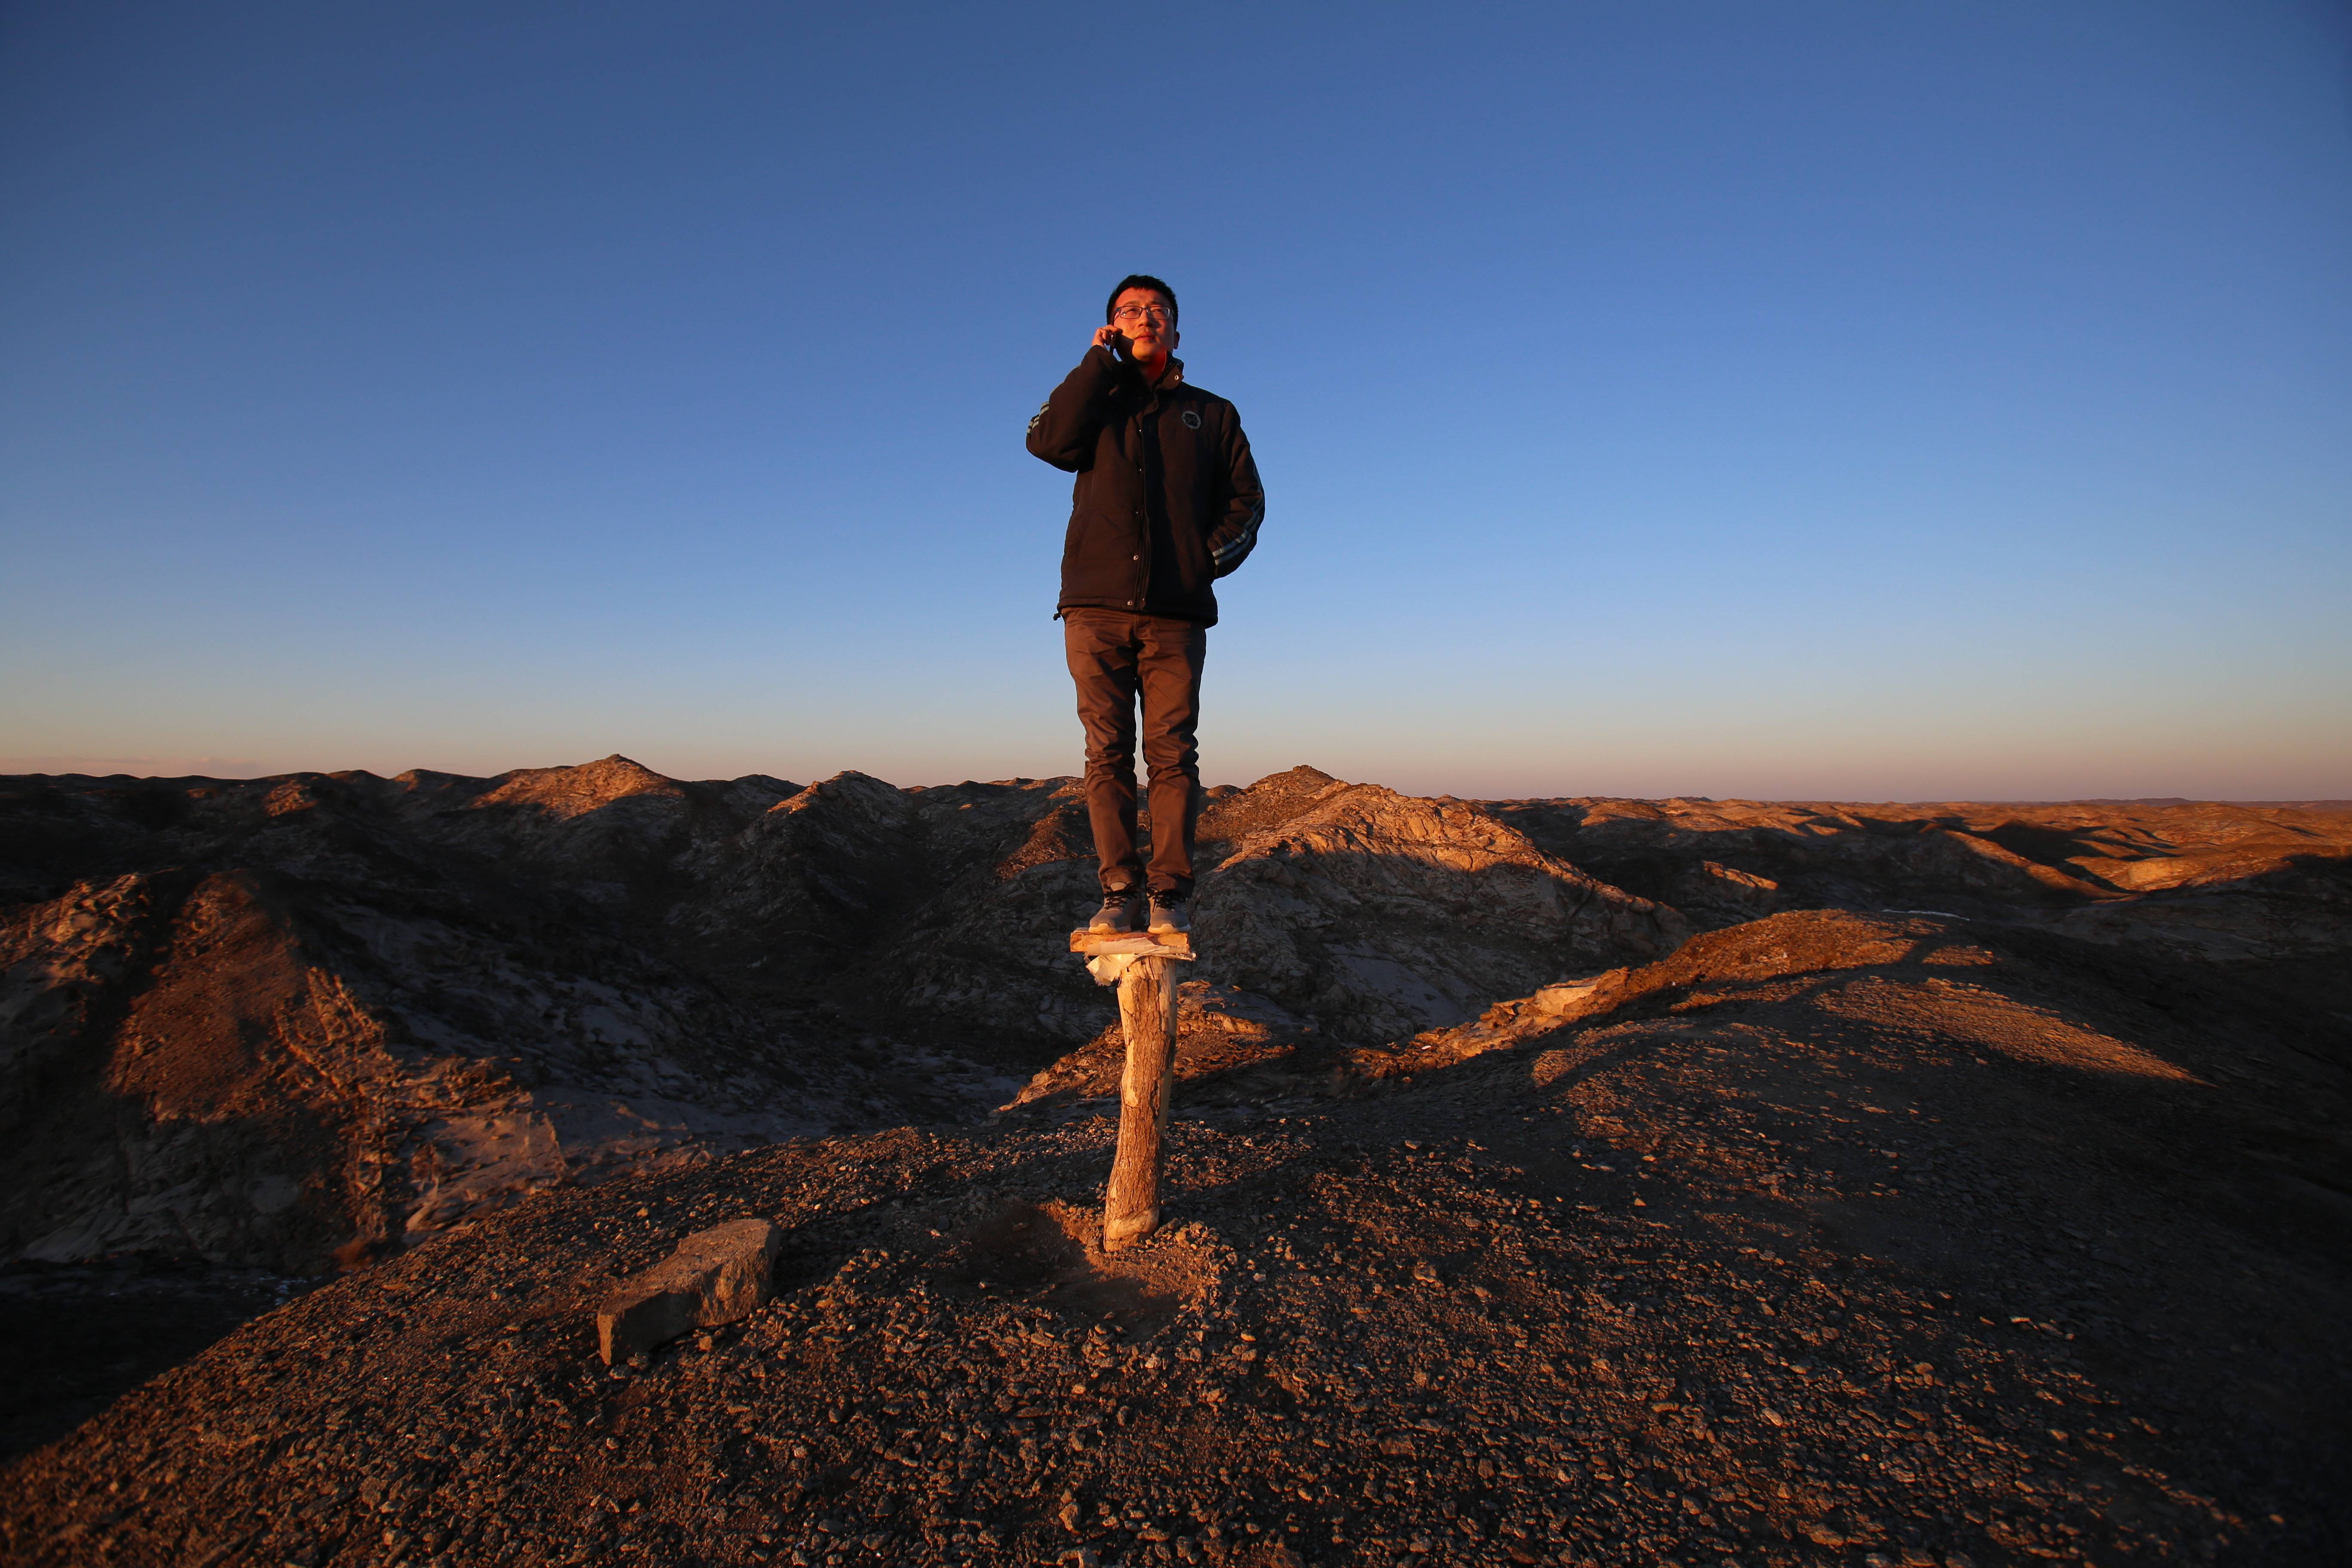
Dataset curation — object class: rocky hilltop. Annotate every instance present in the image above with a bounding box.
[1,765,2347,1566]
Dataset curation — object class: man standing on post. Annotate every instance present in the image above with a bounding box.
[1027,275,1265,937]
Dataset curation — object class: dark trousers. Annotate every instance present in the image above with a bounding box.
[1062,608,1207,897]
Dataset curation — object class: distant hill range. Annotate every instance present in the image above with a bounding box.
[2000,796,2352,810]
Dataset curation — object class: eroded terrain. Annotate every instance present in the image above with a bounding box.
[1,765,2347,1566]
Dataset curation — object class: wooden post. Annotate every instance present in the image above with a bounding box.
[1103,954,1180,1250]
[1069,930,1194,1252]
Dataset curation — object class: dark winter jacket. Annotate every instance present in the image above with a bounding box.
[1026,347,1264,625]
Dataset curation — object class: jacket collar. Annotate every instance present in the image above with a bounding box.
[1121,354,1185,408]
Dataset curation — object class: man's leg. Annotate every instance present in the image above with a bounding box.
[1136,616,1208,898]
[1063,609,1144,892]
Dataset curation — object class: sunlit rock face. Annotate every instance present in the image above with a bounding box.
[1486,793,2352,961]
[1192,779,1690,1045]
[3,762,2346,1272]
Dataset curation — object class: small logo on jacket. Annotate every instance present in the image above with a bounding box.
[1180,410,1202,429]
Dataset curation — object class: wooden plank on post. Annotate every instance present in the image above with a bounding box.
[1069,930,1192,958]
[1102,952,1181,1251]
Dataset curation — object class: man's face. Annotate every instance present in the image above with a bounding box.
[1109,287,1178,365]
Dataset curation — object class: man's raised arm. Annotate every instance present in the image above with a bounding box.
[1025,343,1127,472]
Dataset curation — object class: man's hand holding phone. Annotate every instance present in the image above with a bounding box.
[1092,324,1132,361]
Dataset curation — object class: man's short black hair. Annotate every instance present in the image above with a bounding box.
[1106,274,1178,325]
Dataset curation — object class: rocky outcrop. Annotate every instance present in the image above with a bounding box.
[1194,781,1689,1044]
[2,870,395,1273]
[0,858,818,1274]
[0,763,964,1272]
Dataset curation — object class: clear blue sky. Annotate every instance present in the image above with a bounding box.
[4,2,2347,800]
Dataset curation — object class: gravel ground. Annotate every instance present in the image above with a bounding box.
[3,911,2346,1568]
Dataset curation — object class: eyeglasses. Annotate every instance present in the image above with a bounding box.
[1112,303,1173,325]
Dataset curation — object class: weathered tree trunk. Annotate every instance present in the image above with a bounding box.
[1102,954,1181,1251]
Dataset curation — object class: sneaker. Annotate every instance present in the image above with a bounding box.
[1088,887,1143,934]
[1147,893,1189,934]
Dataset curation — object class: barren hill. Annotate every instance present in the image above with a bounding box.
[2,765,2348,1566]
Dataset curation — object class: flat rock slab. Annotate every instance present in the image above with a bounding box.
[1069,930,1193,958]
[1527,971,1621,1017]
[595,1217,782,1365]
